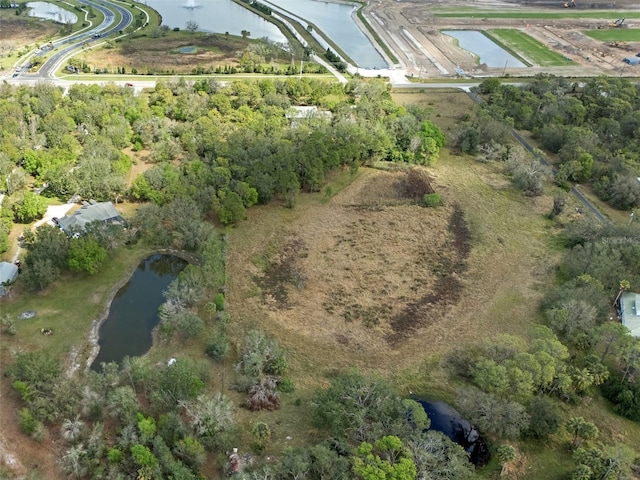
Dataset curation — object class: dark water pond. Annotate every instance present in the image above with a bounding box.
[419,400,490,466]
[90,254,187,371]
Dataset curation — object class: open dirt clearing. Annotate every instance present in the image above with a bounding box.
[365,0,640,78]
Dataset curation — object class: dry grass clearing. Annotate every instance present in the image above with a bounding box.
[226,158,560,388]
[0,12,59,69]
[80,32,257,74]
[224,91,573,474]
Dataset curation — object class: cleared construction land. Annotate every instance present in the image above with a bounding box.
[363,0,640,78]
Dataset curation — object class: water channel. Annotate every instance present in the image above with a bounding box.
[90,254,187,371]
[27,1,78,23]
[442,30,527,69]
[141,0,385,67]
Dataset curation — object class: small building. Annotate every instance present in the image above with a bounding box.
[0,261,19,296]
[285,106,332,127]
[620,291,640,338]
[57,201,124,233]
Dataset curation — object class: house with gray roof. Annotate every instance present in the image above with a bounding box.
[57,201,124,233]
[620,291,640,338]
[0,261,18,296]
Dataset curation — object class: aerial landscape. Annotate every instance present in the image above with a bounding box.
[1,0,640,478]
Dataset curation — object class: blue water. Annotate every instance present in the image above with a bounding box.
[143,0,287,43]
[90,254,187,370]
[443,30,527,68]
[267,0,387,67]
[27,1,78,23]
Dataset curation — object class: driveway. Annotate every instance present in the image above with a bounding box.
[12,202,76,262]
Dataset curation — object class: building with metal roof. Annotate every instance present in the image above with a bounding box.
[57,201,123,232]
[0,261,18,296]
[620,291,640,338]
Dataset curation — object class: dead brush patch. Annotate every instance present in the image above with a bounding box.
[242,169,468,351]
[81,32,251,73]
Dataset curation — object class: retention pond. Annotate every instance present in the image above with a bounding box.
[90,254,187,371]
[443,30,527,68]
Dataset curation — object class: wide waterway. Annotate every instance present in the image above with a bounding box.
[142,0,386,67]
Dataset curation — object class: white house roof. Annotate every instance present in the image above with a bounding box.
[620,291,640,338]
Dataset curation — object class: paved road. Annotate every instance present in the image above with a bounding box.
[13,0,133,80]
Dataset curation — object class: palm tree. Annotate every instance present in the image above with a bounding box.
[60,415,84,443]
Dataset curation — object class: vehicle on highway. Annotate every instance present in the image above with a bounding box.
[12,73,19,77]
[125,83,134,87]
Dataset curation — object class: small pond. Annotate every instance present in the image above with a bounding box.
[27,2,77,23]
[442,30,527,69]
[90,254,187,371]
[419,400,490,466]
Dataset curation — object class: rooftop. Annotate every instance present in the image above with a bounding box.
[57,201,122,231]
[620,291,640,338]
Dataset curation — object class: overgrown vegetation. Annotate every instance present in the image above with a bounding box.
[475,74,640,210]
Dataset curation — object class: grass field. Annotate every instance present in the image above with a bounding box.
[584,28,640,42]
[486,29,573,66]
[434,10,640,19]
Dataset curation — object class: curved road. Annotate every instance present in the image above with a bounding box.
[18,0,133,79]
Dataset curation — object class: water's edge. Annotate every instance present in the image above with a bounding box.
[66,249,198,376]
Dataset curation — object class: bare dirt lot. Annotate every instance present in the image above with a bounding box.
[365,0,640,78]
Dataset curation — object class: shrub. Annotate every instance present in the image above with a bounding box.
[423,193,442,208]
[214,293,225,311]
[277,376,295,393]
[205,333,230,362]
[18,408,37,435]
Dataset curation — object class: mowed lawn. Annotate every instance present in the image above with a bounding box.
[584,28,640,41]
[434,10,640,19]
[486,29,573,66]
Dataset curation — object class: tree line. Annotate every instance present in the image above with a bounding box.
[470,75,640,210]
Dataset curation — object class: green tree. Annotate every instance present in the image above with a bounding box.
[213,190,246,225]
[352,435,417,480]
[130,444,159,478]
[13,192,47,223]
[455,388,530,440]
[67,237,107,275]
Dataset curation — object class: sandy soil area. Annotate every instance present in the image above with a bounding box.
[363,0,640,78]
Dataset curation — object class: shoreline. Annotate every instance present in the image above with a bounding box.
[78,248,199,375]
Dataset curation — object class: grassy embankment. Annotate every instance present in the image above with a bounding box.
[433,9,640,19]
[485,29,573,67]
[584,28,640,42]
